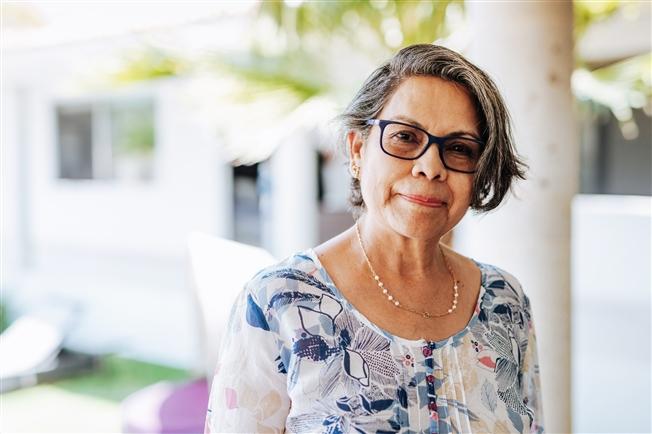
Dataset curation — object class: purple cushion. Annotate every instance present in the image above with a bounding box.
[121,378,208,434]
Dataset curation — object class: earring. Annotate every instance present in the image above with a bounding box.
[351,164,360,180]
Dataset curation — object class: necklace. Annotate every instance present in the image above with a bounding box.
[354,220,459,319]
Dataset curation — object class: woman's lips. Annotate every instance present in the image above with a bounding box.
[400,194,446,207]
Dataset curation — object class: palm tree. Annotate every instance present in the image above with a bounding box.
[106,1,649,155]
[212,1,649,143]
[216,0,458,107]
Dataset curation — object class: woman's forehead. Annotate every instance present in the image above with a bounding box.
[378,76,480,135]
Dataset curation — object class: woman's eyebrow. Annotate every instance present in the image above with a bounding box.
[392,115,481,139]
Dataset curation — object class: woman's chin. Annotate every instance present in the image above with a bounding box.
[387,213,449,240]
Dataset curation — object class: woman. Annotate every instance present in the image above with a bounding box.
[206,44,545,434]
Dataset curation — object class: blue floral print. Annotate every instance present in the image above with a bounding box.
[206,248,545,433]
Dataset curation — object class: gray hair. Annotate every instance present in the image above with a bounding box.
[335,44,528,219]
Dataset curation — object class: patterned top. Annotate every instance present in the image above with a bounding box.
[205,248,545,433]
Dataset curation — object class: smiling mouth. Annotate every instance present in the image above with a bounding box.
[400,194,447,207]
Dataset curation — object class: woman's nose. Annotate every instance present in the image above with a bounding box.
[411,143,448,181]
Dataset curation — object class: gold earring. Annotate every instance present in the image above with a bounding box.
[351,164,360,180]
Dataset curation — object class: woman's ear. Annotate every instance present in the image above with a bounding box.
[347,130,365,167]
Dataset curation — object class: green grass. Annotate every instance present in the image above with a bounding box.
[1,355,194,433]
[56,355,192,402]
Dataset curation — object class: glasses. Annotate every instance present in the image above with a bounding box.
[366,119,484,174]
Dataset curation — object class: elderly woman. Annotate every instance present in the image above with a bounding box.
[206,44,545,434]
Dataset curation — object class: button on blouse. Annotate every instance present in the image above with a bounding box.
[205,248,545,434]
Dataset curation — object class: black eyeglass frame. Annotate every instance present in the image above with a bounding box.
[365,118,484,174]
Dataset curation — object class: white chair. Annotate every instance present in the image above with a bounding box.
[0,316,63,392]
[186,232,277,384]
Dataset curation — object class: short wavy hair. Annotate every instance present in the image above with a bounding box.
[336,44,528,219]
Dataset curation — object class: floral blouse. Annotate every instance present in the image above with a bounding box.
[205,248,545,433]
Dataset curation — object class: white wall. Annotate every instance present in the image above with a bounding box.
[23,81,228,255]
[571,194,651,433]
[1,44,233,369]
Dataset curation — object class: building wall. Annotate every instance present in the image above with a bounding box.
[1,44,232,368]
[581,107,651,195]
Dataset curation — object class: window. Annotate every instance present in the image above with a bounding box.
[233,163,261,246]
[56,97,155,181]
[57,105,94,180]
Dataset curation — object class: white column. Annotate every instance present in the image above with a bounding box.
[267,131,319,259]
[457,3,576,433]
[1,85,34,279]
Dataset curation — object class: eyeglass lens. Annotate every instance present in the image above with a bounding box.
[381,122,481,172]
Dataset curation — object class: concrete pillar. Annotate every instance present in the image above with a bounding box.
[16,87,34,270]
[456,3,577,433]
[266,131,319,259]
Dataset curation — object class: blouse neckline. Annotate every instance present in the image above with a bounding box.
[303,247,489,349]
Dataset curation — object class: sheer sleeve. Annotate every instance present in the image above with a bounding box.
[521,295,545,434]
[205,283,291,433]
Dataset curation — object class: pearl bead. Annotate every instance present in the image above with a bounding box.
[356,221,459,318]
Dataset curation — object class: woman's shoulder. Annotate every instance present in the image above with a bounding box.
[473,259,531,309]
[243,248,336,309]
[442,244,529,304]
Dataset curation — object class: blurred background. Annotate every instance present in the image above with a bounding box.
[0,1,650,433]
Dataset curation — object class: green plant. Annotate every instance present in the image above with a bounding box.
[112,102,155,157]
[0,300,8,333]
[111,47,187,84]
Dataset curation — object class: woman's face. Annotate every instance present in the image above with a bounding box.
[349,75,481,240]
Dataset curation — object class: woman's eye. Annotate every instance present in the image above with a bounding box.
[394,132,417,142]
[452,145,471,154]
[447,142,477,157]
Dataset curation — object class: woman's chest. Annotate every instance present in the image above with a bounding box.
[334,274,482,343]
[277,300,530,433]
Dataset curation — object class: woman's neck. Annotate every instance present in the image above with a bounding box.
[354,214,450,281]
